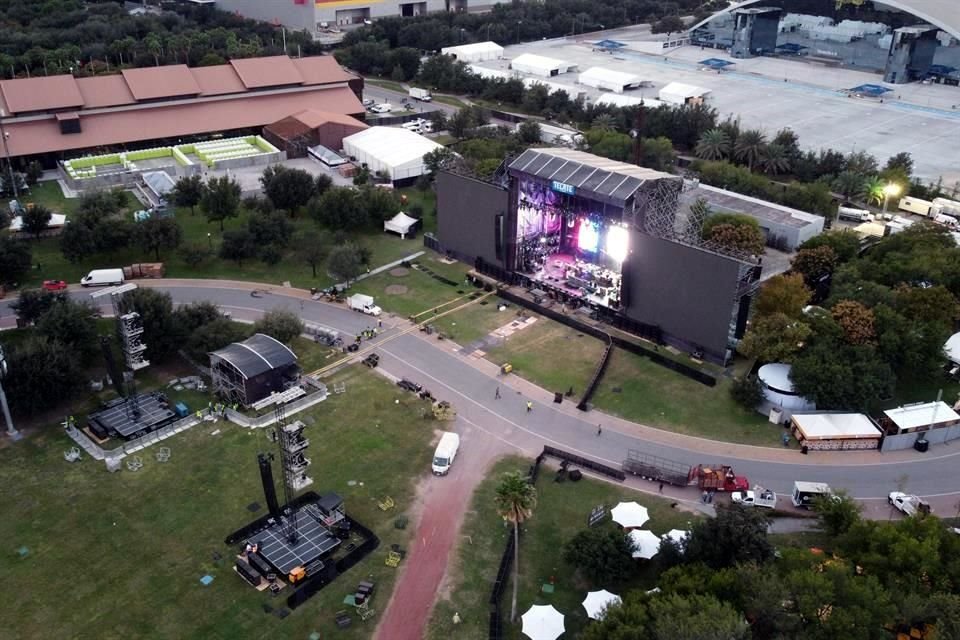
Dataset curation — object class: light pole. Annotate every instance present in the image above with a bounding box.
[516,20,522,45]
[0,345,21,441]
[0,109,19,200]
[882,183,901,214]
[207,232,212,249]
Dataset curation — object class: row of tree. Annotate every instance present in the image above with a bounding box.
[736,224,960,411]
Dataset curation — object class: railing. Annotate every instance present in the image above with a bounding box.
[542,445,626,481]
[577,333,613,411]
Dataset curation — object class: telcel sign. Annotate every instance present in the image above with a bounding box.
[551,180,576,196]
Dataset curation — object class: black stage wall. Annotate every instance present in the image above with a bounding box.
[436,171,510,268]
[624,232,740,360]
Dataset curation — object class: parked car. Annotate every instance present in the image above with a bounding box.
[370,103,392,114]
[362,98,375,108]
[42,279,68,291]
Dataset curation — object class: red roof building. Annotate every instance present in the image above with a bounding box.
[0,55,364,161]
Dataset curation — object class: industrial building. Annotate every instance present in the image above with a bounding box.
[216,0,477,30]
[690,0,960,85]
[342,126,443,184]
[435,148,761,363]
[879,401,960,451]
[0,55,364,165]
[263,109,369,158]
[210,334,300,408]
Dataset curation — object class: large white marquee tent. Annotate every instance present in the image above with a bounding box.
[510,53,577,77]
[578,66,644,93]
[441,41,504,63]
[342,126,443,182]
[594,93,664,109]
[658,81,712,105]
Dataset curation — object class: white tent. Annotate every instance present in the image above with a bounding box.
[594,93,665,109]
[521,604,565,640]
[582,590,622,620]
[658,81,711,105]
[758,363,815,412]
[384,211,419,239]
[441,41,504,63]
[629,529,661,559]
[578,66,643,93]
[9,212,67,232]
[523,78,583,99]
[611,501,649,529]
[469,64,513,81]
[661,529,689,548]
[945,332,960,365]
[342,127,443,182]
[510,53,577,78]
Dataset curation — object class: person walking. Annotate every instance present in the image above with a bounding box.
[658,482,664,494]
[526,401,533,413]
[596,424,602,436]
[495,386,501,400]
[378,319,383,329]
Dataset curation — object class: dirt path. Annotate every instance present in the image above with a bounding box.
[374,418,511,640]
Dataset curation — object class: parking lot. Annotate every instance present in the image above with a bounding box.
[474,27,960,185]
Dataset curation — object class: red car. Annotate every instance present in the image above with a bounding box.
[42,280,68,292]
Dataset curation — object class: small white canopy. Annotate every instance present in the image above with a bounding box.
[578,66,643,93]
[9,213,67,232]
[521,604,565,640]
[611,501,649,529]
[945,332,960,365]
[661,529,689,548]
[629,529,661,559]
[582,589,622,620]
[441,41,504,63]
[384,211,418,238]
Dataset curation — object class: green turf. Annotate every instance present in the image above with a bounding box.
[430,298,517,345]
[0,365,436,639]
[427,456,701,640]
[350,254,470,319]
[365,78,406,93]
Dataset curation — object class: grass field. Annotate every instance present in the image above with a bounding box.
[427,456,700,640]
[430,298,518,345]
[0,365,437,640]
[350,254,471,319]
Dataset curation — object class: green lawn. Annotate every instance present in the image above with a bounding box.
[0,365,436,639]
[365,78,406,93]
[351,253,470,319]
[427,456,700,640]
[430,297,518,345]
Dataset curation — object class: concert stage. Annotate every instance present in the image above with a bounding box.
[526,253,622,309]
[87,391,178,440]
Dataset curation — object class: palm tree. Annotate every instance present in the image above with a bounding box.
[833,171,863,199]
[495,471,537,622]
[734,129,767,171]
[591,113,617,131]
[694,129,731,161]
[760,143,791,176]
[861,176,885,206]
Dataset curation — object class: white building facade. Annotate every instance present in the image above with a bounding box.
[217,0,473,30]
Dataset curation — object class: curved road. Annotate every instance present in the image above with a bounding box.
[4,281,960,504]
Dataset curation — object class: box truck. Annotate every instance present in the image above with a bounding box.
[347,294,382,316]
[408,87,432,102]
[80,268,125,287]
[898,197,933,216]
[432,432,460,475]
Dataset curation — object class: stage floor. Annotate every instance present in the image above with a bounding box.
[525,254,621,309]
[250,508,341,576]
[88,392,177,439]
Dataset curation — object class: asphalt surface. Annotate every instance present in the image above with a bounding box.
[4,283,960,507]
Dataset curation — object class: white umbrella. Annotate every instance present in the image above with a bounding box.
[629,529,661,559]
[661,529,689,548]
[582,589,622,620]
[611,501,649,529]
[521,604,565,640]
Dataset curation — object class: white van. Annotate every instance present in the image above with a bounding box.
[432,432,460,476]
[838,206,874,222]
[81,268,124,287]
[933,213,959,230]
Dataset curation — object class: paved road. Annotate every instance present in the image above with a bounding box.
[4,281,960,506]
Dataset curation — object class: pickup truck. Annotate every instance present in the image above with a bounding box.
[731,486,778,509]
[888,492,931,517]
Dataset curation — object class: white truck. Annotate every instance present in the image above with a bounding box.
[731,485,778,509]
[791,481,832,509]
[888,491,932,517]
[837,206,874,223]
[408,87,432,102]
[347,293,382,316]
[898,196,933,216]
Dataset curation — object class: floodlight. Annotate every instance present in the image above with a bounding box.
[606,226,629,263]
[883,183,902,197]
[578,219,599,252]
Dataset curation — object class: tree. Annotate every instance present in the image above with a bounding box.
[790,337,894,411]
[651,14,685,34]
[754,273,811,319]
[495,472,537,622]
[179,243,210,269]
[640,136,676,172]
[247,210,294,252]
[260,166,316,216]
[706,223,764,255]
[684,503,773,569]
[563,525,635,584]
[729,374,764,409]
[35,298,101,363]
[0,236,31,286]
[186,317,249,361]
[133,217,182,260]
[314,174,333,196]
[799,230,861,263]
[125,287,178,362]
[294,229,329,278]
[24,161,43,186]
[861,176,885,206]
[309,187,366,230]
[1,336,85,416]
[516,120,542,144]
[733,129,766,171]
[200,176,241,231]
[359,186,399,223]
[792,245,838,285]
[760,143,790,175]
[884,152,914,177]
[591,113,617,132]
[11,289,66,325]
[423,147,456,175]
[738,312,812,362]
[21,204,52,238]
[814,489,861,537]
[834,170,865,199]
[174,301,223,336]
[253,308,304,344]
[326,244,366,284]
[171,175,206,215]
[649,593,750,640]
[831,300,876,345]
[448,108,476,139]
[695,129,731,161]
[219,228,257,266]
